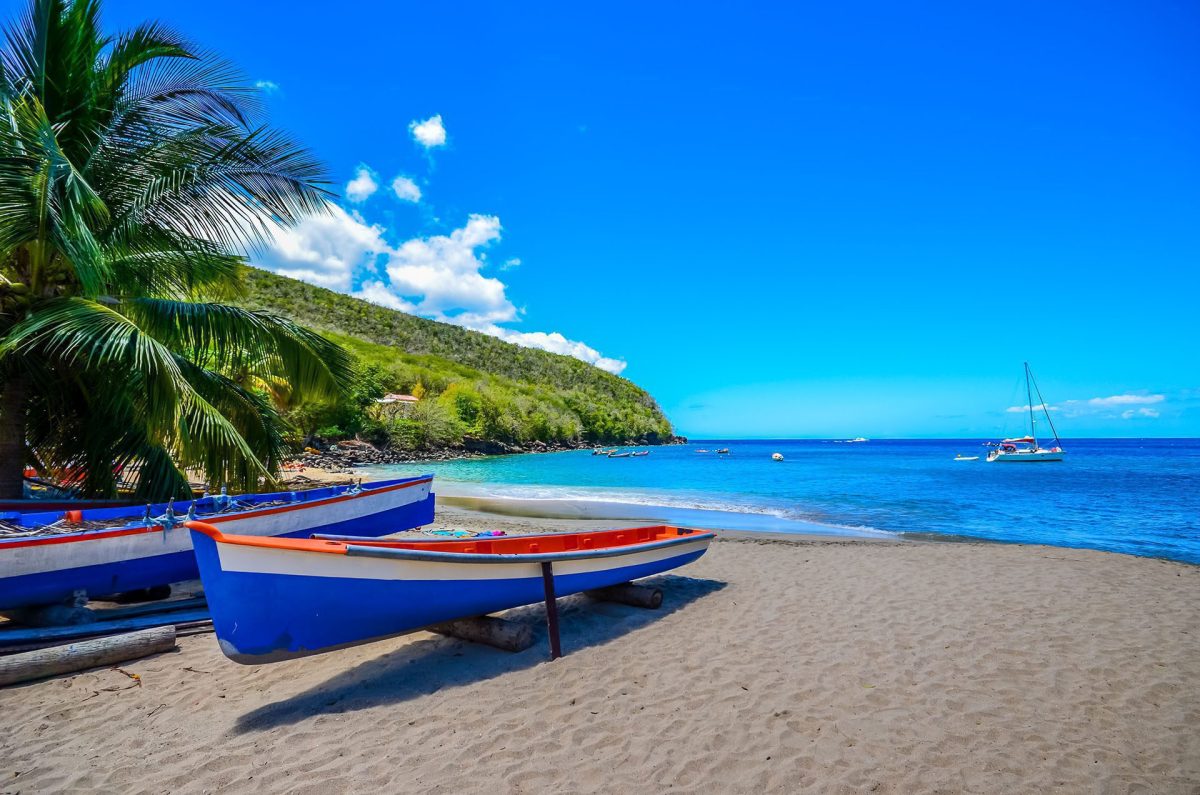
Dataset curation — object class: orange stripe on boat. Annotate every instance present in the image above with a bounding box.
[186,521,349,554]
[187,523,698,557]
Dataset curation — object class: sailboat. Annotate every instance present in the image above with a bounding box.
[986,362,1066,463]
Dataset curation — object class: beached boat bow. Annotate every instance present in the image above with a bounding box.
[189,522,715,664]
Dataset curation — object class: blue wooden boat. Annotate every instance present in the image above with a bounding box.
[0,476,434,611]
[188,522,715,664]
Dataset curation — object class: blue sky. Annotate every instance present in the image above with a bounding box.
[81,1,1200,435]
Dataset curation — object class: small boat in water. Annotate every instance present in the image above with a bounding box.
[954,455,979,462]
[715,448,730,455]
[0,476,435,611]
[630,451,649,457]
[592,448,618,456]
[987,362,1066,463]
[772,453,784,461]
[189,522,715,663]
[608,451,632,458]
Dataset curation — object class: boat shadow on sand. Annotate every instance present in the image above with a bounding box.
[233,573,726,734]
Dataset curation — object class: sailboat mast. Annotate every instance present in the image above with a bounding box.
[1029,364,1062,444]
[1024,361,1038,447]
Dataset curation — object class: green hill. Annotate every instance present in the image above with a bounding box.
[236,267,676,451]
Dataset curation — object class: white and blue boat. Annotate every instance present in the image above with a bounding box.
[0,475,434,611]
[188,522,715,664]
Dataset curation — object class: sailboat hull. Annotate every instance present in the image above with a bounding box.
[987,450,1065,462]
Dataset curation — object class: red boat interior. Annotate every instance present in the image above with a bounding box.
[186,522,705,556]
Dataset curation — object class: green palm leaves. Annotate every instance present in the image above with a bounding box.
[0,0,347,498]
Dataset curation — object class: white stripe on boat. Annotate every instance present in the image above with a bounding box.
[214,536,711,582]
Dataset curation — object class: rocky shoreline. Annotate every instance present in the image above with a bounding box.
[288,435,688,474]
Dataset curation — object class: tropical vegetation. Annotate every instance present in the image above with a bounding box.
[238,268,676,451]
[0,0,350,499]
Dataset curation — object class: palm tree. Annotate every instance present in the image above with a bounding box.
[0,0,351,499]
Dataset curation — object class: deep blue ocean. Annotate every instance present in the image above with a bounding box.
[370,439,1200,564]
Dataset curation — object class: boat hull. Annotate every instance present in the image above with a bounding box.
[987,451,1065,462]
[0,477,434,611]
[191,526,713,664]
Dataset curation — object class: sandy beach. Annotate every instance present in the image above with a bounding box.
[2,505,1198,793]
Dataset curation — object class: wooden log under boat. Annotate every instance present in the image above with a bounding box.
[0,626,176,687]
[586,581,663,608]
[430,616,534,652]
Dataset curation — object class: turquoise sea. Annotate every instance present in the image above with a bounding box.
[369,439,1200,564]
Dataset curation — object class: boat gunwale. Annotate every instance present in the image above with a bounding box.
[341,531,714,565]
[191,521,715,565]
[0,475,433,549]
[311,526,699,544]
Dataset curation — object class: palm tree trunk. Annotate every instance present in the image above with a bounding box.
[0,373,27,499]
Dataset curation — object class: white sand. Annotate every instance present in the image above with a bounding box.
[2,506,1197,793]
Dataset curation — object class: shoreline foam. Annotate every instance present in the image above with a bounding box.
[435,492,896,539]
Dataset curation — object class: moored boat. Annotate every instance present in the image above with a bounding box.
[608,451,632,458]
[987,362,1066,463]
[0,475,435,611]
[189,522,715,664]
[987,441,1064,462]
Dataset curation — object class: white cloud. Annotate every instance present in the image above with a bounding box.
[252,208,627,373]
[345,165,379,203]
[391,175,422,203]
[481,326,626,374]
[1006,403,1056,414]
[500,257,521,270]
[378,217,626,372]
[1008,391,1169,419]
[385,215,514,324]
[354,279,418,313]
[410,114,447,148]
[252,204,387,290]
[1087,394,1164,407]
[255,80,279,93]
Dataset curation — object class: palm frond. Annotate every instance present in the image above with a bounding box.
[176,355,285,481]
[125,298,353,400]
[0,296,184,425]
[0,0,338,499]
